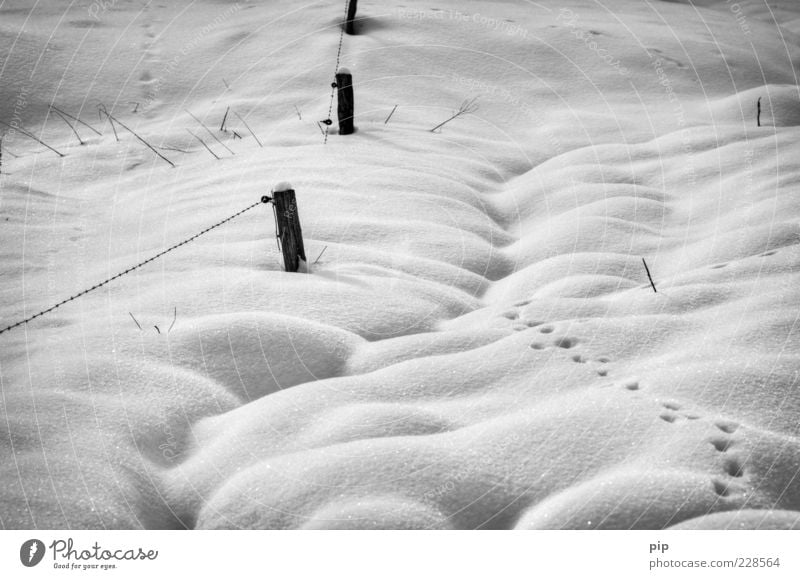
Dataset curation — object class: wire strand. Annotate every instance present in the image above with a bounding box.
[324,0,350,144]
[0,200,266,336]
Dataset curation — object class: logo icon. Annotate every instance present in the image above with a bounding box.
[20,539,45,567]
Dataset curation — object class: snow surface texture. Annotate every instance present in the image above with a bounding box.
[1,0,800,530]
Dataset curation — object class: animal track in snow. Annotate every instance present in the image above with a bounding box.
[512,320,545,333]
[715,420,739,434]
[555,337,577,349]
[723,457,744,478]
[706,418,748,493]
[712,478,733,497]
[710,437,733,452]
[655,400,705,424]
[650,48,687,69]
[711,469,746,498]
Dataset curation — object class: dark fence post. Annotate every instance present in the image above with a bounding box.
[346,0,357,35]
[271,182,307,272]
[336,67,354,135]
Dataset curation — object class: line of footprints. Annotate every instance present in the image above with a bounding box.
[501,303,611,377]
[659,401,747,500]
[506,303,747,501]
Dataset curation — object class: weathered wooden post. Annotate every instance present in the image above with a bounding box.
[345,0,358,35]
[336,67,354,135]
[270,182,307,272]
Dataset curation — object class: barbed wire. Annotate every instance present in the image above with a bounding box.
[0,198,269,336]
[323,0,351,144]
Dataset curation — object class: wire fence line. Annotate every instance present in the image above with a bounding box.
[0,198,268,336]
[2,3,355,335]
[323,0,351,144]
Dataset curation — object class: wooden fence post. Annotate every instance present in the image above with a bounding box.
[345,0,358,35]
[336,67,354,135]
[271,182,307,272]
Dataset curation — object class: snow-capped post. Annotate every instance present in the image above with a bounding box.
[336,68,355,135]
[345,0,357,35]
[270,182,307,273]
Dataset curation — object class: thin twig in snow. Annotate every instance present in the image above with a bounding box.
[157,144,191,154]
[185,109,234,155]
[220,106,230,132]
[313,246,328,264]
[757,96,762,127]
[98,104,119,142]
[642,258,657,293]
[168,307,177,333]
[186,129,220,160]
[233,110,263,147]
[0,119,65,157]
[52,109,85,145]
[101,110,175,167]
[50,105,102,136]
[430,97,479,133]
[384,104,398,125]
[0,132,17,161]
[129,312,143,331]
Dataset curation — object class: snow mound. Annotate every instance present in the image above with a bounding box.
[165,312,362,402]
[2,0,800,530]
[669,509,800,530]
[700,85,800,127]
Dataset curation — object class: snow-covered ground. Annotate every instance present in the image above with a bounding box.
[1,0,799,529]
